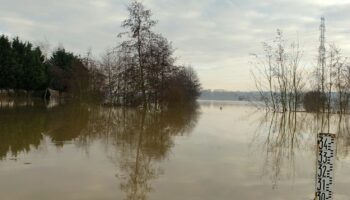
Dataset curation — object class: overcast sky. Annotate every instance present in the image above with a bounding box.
[1,0,350,90]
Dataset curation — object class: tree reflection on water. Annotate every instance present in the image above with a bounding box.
[255,110,350,189]
[0,103,200,200]
[83,106,199,200]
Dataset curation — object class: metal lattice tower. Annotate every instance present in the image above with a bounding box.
[319,17,326,93]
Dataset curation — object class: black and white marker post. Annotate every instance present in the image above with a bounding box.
[315,133,336,200]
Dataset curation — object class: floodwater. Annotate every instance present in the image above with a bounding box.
[1,100,350,200]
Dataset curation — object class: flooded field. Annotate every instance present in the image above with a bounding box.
[1,100,350,200]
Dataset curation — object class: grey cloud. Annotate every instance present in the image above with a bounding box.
[0,0,350,90]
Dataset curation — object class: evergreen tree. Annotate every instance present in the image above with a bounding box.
[0,35,14,89]
[0,35,47,90]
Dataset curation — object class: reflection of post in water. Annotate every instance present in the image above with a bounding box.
[256,109,350,193]
[256,110,338,188]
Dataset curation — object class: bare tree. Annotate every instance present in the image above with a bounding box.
[251,30,304,112]
[118,1,157,108]
[101,49,119,104]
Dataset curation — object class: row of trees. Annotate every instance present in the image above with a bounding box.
[0,35,103,100]
[252,17,350,114]
[0,1,201,108]
[0,35,47,90]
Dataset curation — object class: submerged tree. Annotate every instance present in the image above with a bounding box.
[100,1,201,108]
[251,30,304,112]
[303,91,326,112]
[47,48,104,101]
[252,17,350,114]
[311,18,350,114]
[118,0,157,107]
[162,66,201,106]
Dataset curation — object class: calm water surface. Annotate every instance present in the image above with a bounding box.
[1,100,350,200]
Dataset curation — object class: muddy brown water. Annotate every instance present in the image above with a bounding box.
[1,100,350,200]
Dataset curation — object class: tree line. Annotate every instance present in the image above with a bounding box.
[0,36,46,90]
[252,17,350,114]
[0,1,201,108]
[0,35,102,100]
